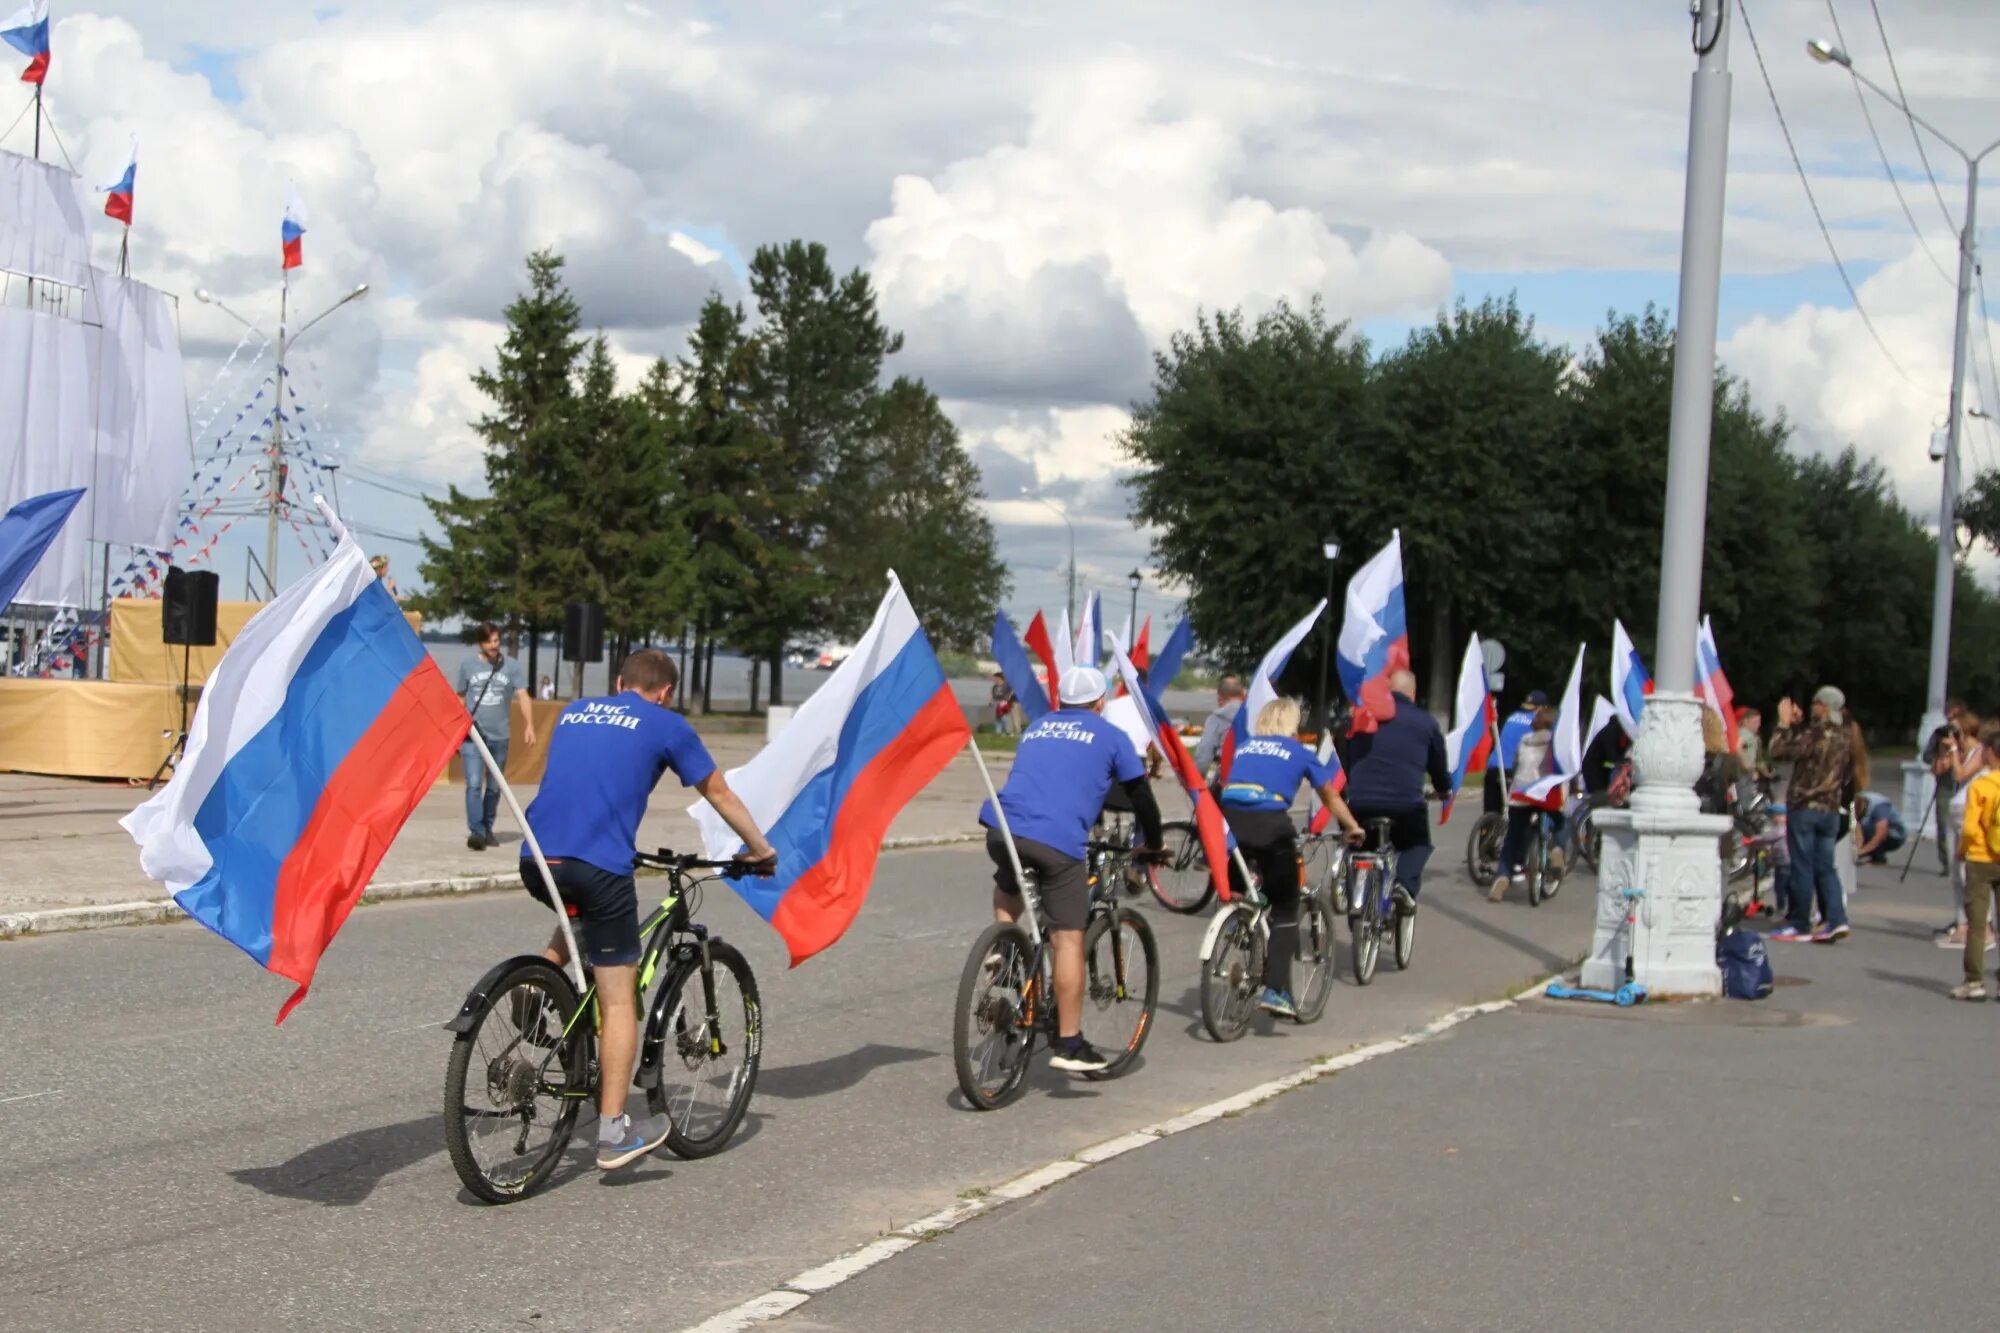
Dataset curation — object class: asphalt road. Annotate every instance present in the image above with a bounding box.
[0,839,1588,1332]
[786,860,1997,1333]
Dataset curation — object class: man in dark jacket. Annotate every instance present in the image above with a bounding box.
[1346,669,1454,911]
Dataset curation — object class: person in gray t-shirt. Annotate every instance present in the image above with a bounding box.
[1193,675,1247,779]
[455,622,538,850]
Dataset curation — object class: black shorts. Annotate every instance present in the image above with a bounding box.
[986,828,1090,932]
[519,857,641,968]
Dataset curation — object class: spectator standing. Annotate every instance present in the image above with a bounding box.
[1194,674,1247,778]
[1922,700,1970,876]
[1735,707,1765,780]
[537,674,556,701]
[1952,718,2000,1000]
[1938,714,1990,948]
[457,622,537,851]
[989,671,1016,737]
[369,554,404,602]
[1767,686,1856,943]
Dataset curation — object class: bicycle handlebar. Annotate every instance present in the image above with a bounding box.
[633,848,775,880]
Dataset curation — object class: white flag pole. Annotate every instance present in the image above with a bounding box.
[467,725,585,992]
[963,736,1041,940]
[1491,714,1512,803]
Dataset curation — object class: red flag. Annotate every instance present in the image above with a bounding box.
[1107,642,1236,904]
[1023,610,1057,701]
[1132,616,1152,671]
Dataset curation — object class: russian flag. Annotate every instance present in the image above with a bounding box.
[0,486,84,612]
[1438,633,1495,826]
[691,573,970,965]
[1072,591,1101,670]
[1022,609,1058,700]
[100,136,136,226]
[2,1,49,86]
[282,184,307,270]
[1051,605,1075,680]
[1583,694,1616,762]
[1517,642,1586,808]
[120,503,469,1023]
[1149,616,1193,691]
[1222,599,1327,783]
[1304,731,1349,835]
[1336,532,1408,734]
[1131,616,1152,671]
[992,607,1051,726]
[1696,615,1738,752]
[1107,636,1239,903]
[1611,619,1652,740]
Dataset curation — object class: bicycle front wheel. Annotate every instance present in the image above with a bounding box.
[646,941,762,1159]
[443,959,588,1204]
[1082,907,1158,1079]
[1293,895,1337,1023]
[1199,904,1262,1042]
[1524,826,1546,908]
[953,922,1039,1110]
[1148,820,1216,914]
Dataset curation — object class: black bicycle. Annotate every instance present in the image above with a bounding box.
[1520,808,1567,907]
[1466,810,1504,885]
[1146,817,1217,913]
[953,837,1160,1110]
[442,850,764,1203]
[1346,818,1414,984]
[1198,836,1342,1040]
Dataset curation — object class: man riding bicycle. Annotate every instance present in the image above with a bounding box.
[1344,668,1453,913]
[518,649,775,1169]
[981,665,1163,1073]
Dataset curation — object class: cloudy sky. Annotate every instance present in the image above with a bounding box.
[11,0,2000,630]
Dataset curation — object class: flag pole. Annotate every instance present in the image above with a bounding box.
[962,736,1041,940]
[466,725,586,992]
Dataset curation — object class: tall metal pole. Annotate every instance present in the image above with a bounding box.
[1315,557,1335,734]
[1651,1,1732,694]
[266,276,287,598]
[1126,573,1140,654]
[1921,163,1979,743]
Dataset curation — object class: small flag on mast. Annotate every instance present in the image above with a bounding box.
[100,136,137,225]
[1,1,49,86]
[282,184,308,270]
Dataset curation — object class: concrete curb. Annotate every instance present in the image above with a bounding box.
[0,831,986,942]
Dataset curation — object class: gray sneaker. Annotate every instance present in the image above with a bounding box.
[597,1111,671,1169]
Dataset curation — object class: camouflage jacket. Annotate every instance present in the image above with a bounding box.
[1768,720,1852,813]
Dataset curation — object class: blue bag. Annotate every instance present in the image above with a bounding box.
[1717,928,1773,1000]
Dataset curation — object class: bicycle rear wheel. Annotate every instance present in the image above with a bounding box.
[443,959,587,1204]
[1292,895,1337,1023]
[1147,820,1216,914]
[1350,866,1382,986]
[1524,825,1545,908]
[1392,900,1416,970]
[1467,812,1504,885]
[1199,904,1261,1042]
[953,922,1039,1110]
[1082,907,1158,1078]
[646,941,761,1159]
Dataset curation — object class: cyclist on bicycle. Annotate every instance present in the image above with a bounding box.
[1218,696,1366,1018]
[981,665,1163,1073]
[518,649,776,1170]
[1344,669,1453,913]
[1484,689,1545,814]
[1492,703,1561,901]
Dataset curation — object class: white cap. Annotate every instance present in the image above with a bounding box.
[1058,665,1108,706]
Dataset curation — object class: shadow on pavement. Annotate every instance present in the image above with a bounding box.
[230,1116,441,1206]
[1865,967,1954,997]
[757,1043,933,1100]
[1420,893,1571,974]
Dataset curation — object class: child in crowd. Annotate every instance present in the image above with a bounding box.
[1952,719,2000,1000]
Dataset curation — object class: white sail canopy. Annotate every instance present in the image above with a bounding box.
[0,151,192,608]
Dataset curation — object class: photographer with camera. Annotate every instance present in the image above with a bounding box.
[1927,704,1991,949]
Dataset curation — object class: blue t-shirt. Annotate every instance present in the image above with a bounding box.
[521,692,718,875]
[1498,708,1536,771]
[1858,790,1903,838]
[981,709,1145,859]
[1219,736,1334,812]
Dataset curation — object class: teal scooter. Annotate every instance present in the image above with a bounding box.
[1546,884,1648,1006]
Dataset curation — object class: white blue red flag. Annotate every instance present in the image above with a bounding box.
[1519,642,1586,806]
[1224,598,1327,782]
[99,135,136,225]
[1108,635,1239,903]
[1304,730,1349,835]
[1072,591,1101,670]
[0,486,83,612]
[1611,619,1651,740]
[121,502,469,1022]
[1438,633,1495,825]
[1583,694,1616,763]
[1149,616,1193,688]
[991,607,1051,725]
[1051,606,1075,680]
[2,2,49,85]
[1337,532,1407,733]
[282,184,307,270]
[692,574,970,965]
[1696,615,1737,751]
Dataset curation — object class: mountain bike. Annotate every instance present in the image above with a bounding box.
[1466,810,1504,885]
[442,850,763,1203]
[953,838,1160,1110]
[1198,838,1342,1040]
[1146,817,1217,913]
[1346,818,1414,984]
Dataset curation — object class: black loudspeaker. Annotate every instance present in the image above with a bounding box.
[562,602,604,663]
[161,567,220,647]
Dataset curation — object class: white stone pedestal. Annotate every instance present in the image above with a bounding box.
[1582,692,1725,996]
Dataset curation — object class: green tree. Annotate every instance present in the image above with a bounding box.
[825,376,1009,648]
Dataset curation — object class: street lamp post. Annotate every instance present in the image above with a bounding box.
[1020,489,1077,625]
[1315,538,1339,738]
[1126,568,1142,658]
[1585,0,1738,996]
[197,282,369,596]
[1807,39,2000,791]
